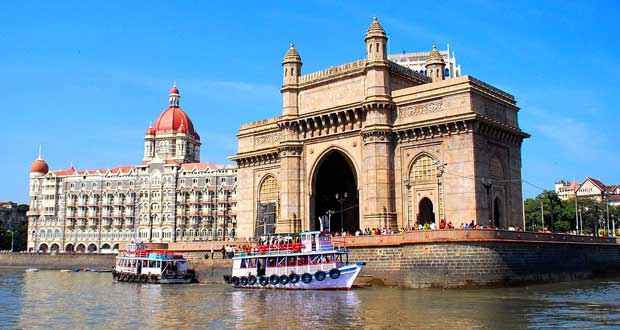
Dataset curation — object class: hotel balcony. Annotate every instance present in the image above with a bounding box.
[88,199,99,206]
[113,199,124,205]
[103,219,112,228]
[77,211,86,218]
[102,210,111,217]
[124,209,134,217]
[102,199,112,205]
[66,199,75,206]
[78,200,87,206]
[87,210,98,218]
[114,219,123,227]
[88,219,98,228]
[124,199,135,205]
[113,209,123,217]
[78,219,86,228]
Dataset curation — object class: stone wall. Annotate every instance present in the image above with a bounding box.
[0,253,115,270]
[344,230,620,288]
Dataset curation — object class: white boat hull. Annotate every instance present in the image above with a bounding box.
[228,264,361,290]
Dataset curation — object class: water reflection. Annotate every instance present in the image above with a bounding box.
[1,271,619,329]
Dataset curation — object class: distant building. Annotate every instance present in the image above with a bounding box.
[388,44,462,78]
[554,180,580,200]
[0,202,27,229]
[27,86,238,254]
[555,177,620,205]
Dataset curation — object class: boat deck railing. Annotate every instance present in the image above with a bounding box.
[233,243,348,257]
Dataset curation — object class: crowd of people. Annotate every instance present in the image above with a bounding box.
[330,219,526,237]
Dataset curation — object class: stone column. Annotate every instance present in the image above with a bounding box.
[361,104,396,229]
[278,144,302,234]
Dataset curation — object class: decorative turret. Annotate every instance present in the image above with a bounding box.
[363,17,391,104]
[281,42,302,118]
[365,16,387,62]
[425,45,446,82]
[30,146,49,176]
[169,82,180,107]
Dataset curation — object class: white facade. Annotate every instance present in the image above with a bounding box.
[27,86,238,253]
[388,44,461,78]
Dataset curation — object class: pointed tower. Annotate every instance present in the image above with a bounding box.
[362,17,396,230]
[364,16,391,103]
[425,45,446,82]
[281,42,302,119]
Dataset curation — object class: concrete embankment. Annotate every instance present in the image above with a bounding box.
[0,253,115,270]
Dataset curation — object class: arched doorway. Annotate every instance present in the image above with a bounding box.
[50,244,60,254]
[493,197,502,229]
[112,243,119,251]
[101,243,111,250]
[417,198,435,224]
[87,243,97,253]
[256,175,278,238]
[312,150,359,233]
[38,243,49,253]
[76,244,86,253]
[65,243,74,252]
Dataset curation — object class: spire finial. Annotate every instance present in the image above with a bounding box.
[173,81,176,87]
[70,161,74,169]
[37,145,42,160]
[290,41,294,48]
[149,121,153,128]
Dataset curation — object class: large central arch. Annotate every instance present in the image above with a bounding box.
[311,149,359,233]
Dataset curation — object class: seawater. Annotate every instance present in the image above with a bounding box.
[1,270,620,330]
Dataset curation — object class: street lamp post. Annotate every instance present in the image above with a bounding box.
[604,192,610,236]
[403,178,410,229]
[335,192,348,233]
[434,161,447,223]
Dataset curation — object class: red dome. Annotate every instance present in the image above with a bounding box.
[169,86,180,94]
[145,127,155,135]
[152,106,199,139]
[30,159,49,174]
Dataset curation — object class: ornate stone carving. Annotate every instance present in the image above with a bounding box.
[362,130,392,144]
[398,101,444,118]
[255,132,282,147]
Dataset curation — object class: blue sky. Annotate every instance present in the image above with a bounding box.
[1,1,618,203]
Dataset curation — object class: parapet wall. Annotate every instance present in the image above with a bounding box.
[0,253,115,270]
[342,230,620,288]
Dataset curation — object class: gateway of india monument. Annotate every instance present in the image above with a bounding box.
[231,17,529,238]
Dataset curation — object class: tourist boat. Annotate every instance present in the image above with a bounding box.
[223,231,362,290]
[113,242,197,284]
[25,268,40,272]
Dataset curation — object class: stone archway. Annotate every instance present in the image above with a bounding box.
[50,243,60,253]
[65,243,75,252]
[493,197,502,229]
[38,243,49,253]
[76,244,86,253]
[311,150,359,233]
[418,197,435,224]
[87,243,97,253]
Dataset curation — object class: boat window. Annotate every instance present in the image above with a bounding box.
[149,260,156,268]
[287,256,296,266]
[267,257,276,267]
[240,259,247,268]
[322,254,331,263]
[310,255,321,264]
[277,257,286,267]
[298,256,307,265]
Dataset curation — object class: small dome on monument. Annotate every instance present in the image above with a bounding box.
[282,42,302,64]
[425,44,445,65]
[365,16,387,41]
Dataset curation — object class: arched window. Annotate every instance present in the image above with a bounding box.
[409,155,437,183]
[490,156,503,179]
[258,175,279,202]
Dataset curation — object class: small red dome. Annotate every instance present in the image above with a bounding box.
[169,86,180,94]
[31,159,49,174]
[152,106,199,139]
[145,127,155,135]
